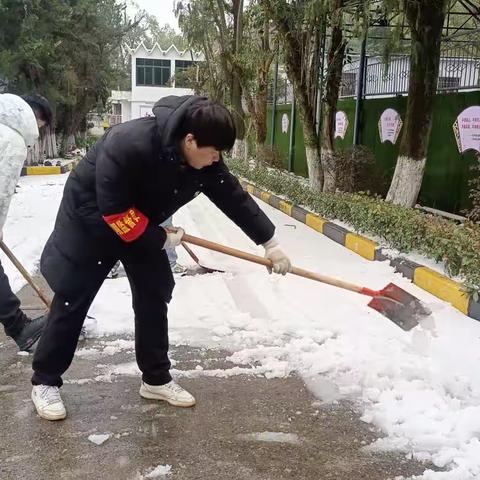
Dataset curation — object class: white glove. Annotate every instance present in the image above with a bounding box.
[163,227,184,249]
[262,237,291,275]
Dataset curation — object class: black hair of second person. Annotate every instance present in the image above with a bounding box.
[179,100,236,151]
[21,94,54,127]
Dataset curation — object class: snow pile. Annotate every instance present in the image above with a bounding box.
[75,339,135,358]
[144,465,172,478]
[236,432,301,445]
[1,175,68,292]
[88,433,111,445]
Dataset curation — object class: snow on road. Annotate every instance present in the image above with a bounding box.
[3,174,480,479]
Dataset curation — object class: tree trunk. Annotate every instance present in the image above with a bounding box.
[256,142,268,163]
[24,125,58,164]
[60,134,76,157]
[231,79,245,137]
[42,125,58,158]
[237,19,274,165]
[254,113,267,160]
[386,0,448,206]
[253,65,269,161]
[387,155,427,206]
[280,38,323,188]
[321,147,336,192]
[321,1,346,193]
[262,0,324,189]
[232,139,246,159]
[231,0,246,159]
[58,103,86,156]
[306,145,323,190]
[293,91,323,189]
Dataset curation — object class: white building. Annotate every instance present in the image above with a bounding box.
[109,42,204,125]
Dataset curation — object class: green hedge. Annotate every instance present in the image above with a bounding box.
[228,158,480,297]
[75,135,99,150]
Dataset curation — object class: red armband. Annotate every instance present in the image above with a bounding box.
[103,207,149,242]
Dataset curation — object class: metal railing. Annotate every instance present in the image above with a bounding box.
[340,29,480,98]
[267,31,480,103]
[267,79,294,105]
[109,114,122,126]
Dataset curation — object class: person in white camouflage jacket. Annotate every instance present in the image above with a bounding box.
[0,93,53,351]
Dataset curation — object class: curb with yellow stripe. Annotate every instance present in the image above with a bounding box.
[21,159,80,177]
[241,180,480,322]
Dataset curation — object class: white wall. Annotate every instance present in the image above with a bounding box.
[131,102,154,119]
[131,86,194,104]
[122,100,131,122]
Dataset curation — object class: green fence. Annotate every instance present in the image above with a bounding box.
[267,91,480,213]
[266,104,307,177]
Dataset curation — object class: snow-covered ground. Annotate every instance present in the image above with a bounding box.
[3,174,480,480]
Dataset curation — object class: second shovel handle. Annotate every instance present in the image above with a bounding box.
[181,241,200,264]
[0,240,52,308]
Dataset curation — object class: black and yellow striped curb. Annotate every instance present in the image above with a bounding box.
[240,179,480,322]
[21,159,80,176]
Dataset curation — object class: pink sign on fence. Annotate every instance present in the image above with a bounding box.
[453,106,480,154]
[378,108,403,144]
[334,111,348,139]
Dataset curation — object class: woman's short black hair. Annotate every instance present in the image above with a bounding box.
[21,94,54,127]
[180,99,236,151]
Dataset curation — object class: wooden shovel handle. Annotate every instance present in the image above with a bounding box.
[0,240,52,309]
[181,233,375,297]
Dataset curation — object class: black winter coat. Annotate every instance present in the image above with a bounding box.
[41,95,274,292]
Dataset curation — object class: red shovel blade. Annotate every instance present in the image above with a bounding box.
[367,283,431,331]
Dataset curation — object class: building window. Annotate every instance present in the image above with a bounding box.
[438,76,460,91]
[112,103,122,115]
[136,58,171,86]
[110,103,122,125]
[175,60,195,88]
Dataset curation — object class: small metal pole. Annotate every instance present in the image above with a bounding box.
[353,34,367,145]
[288,95,296,172]
[270,57,279,146]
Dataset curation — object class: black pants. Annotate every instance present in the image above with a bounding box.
[32,246,175,388]
[0,258,27,338]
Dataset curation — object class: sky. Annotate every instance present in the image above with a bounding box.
[127,0,179,30]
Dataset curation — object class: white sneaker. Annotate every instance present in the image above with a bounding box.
[31,385,67,420]
[140,380,196,407]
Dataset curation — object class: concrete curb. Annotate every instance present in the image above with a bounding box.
[241,180,480,322]
[21,159,80,176]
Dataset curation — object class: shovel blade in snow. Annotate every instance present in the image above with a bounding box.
[367,283,431,331]
[181,265,225,276]
[181,242,225,276]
